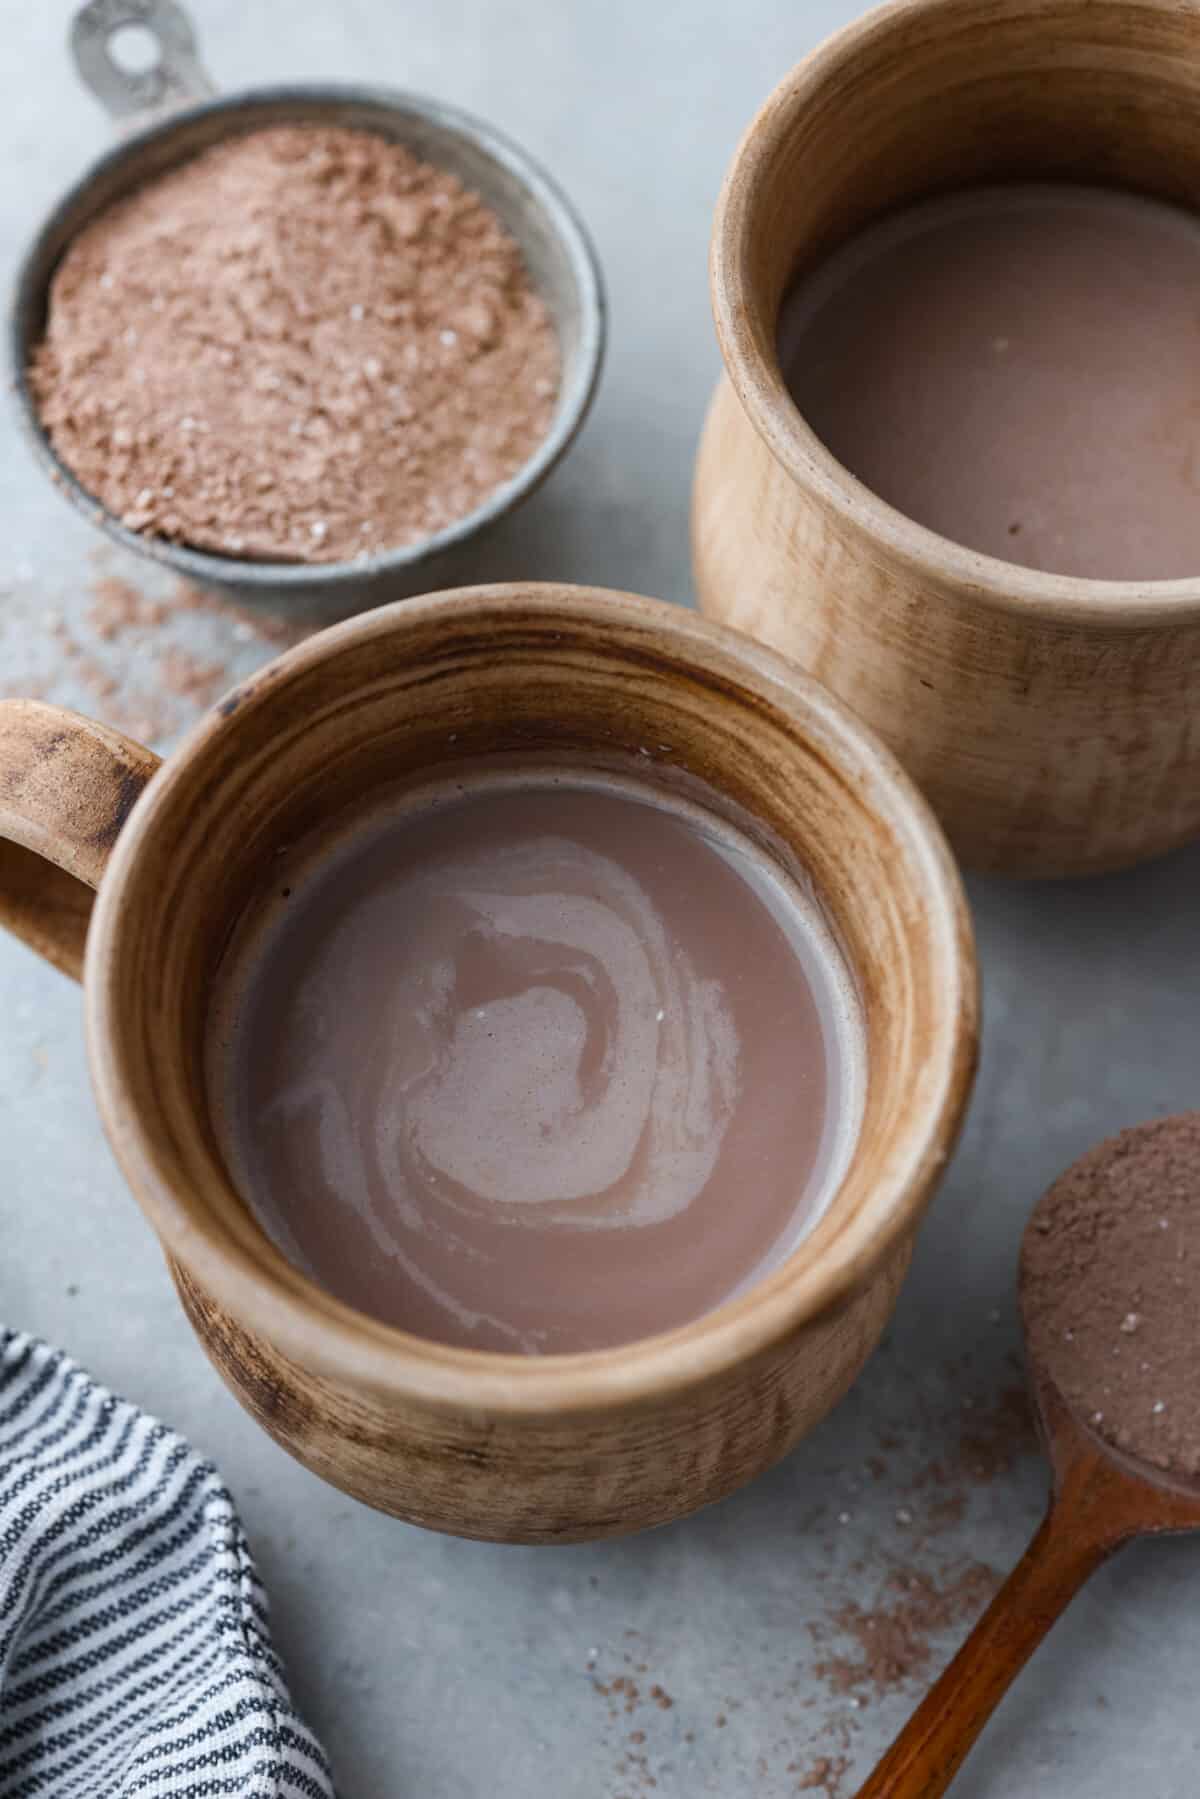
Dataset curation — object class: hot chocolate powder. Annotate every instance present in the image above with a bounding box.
[30,124,560,563]
[1021,1114,1200,1477]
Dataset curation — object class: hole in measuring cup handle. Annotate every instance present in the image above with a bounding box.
[108,23,162,75]
[70,0,215,122]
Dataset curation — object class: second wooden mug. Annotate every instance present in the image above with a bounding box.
[693,0,1200,878]
[0,585,975,1542]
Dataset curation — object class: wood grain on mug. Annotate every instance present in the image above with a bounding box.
[0,587,976,1541]
[695,0,1200,877]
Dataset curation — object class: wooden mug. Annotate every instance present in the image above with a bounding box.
[693,0,1200,877]
[0,585,976,1542]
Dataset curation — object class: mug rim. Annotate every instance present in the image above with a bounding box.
[85,583,977,1416]
[710,0,1200,628]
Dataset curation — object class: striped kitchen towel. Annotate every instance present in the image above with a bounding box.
[0,1329,335,1797]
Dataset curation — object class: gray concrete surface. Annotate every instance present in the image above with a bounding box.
[2,2,1199,1794]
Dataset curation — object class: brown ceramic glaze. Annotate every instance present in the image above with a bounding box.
[694,0,1200,878]
[0,585,976,1542]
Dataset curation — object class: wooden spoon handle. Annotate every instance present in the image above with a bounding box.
[854,1500,1115,1798]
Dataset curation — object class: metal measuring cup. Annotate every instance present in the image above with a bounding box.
[10,0,605,608]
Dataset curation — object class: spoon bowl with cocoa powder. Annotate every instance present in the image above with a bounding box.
[11,0,604,607]
[853,1114,1200,1798]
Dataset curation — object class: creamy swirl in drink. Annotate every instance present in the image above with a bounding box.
[208,766,863,1353]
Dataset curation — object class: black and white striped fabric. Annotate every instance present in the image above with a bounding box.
[0,1329,335,1797]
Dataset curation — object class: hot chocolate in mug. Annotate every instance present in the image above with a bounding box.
[0,585,976,1542]
[694,0,1200,877]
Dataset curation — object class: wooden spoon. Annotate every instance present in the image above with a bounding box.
[855,1170,1200,1796]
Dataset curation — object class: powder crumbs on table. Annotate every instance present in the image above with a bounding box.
[19,568,314,747]
[1021,1113,1200,1477]
[88,575,168,638]
[795,1754,850,1795]
[953,1384,1034,1484]
[31,124,560,565]
[811,1562,1000,1702]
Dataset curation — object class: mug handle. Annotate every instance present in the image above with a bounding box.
[0,700,160,982]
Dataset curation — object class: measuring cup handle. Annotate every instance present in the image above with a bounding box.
[0,701,160,982]
[71,0,215,125]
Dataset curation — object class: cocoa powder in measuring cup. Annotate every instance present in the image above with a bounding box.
[30,124,560,563]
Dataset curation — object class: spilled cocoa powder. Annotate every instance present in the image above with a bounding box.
[917,1384,1034,1492]
[810,1562,1000,1701]
[88,575,168,638]
[784,1375,1035,1791]
[793,1756,849,1795]
[591,1649,680,1797]
[576,1376,1035,1799]
[1022,1113,1200,1477]
[31,124,559,564]
[157,646,227,706]
[8,568,314,746]
[168,575,309,649]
